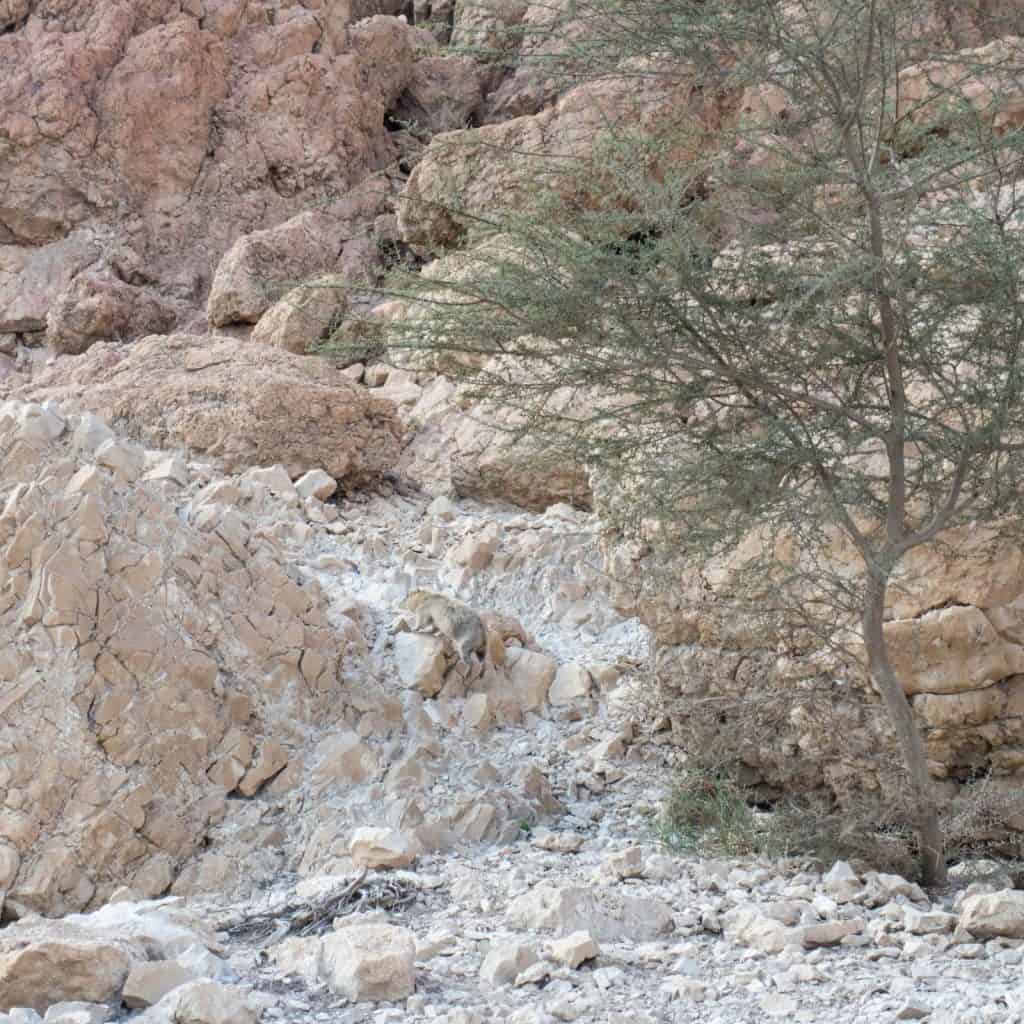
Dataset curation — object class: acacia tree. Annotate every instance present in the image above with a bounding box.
[355,0,1024,884]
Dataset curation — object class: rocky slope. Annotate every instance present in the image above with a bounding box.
[5,1,1024,1021]
[3,397,1024,1022]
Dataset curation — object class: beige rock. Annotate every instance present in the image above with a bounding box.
[603,847,643,880]
[313,733,380,787]
[95,439,146,482]
[548,664,592,706]
[394,632,448,696]
[237,740,289,797]
[0,941,131,1012]
[250,277,346,355]
[150,980,257,1024]
[41,1003,108,1024]
[348,827,419,869]
[547,931,599,968]
[505,648,557,711]
[479,942,538,987]
[959,889,1024,939]
[798,919,864,948]
[122,960,197,1009]
[885,606,1024,695]
[295,470,338,502]
[320,924,416,1001]
[724,907,795,954]
[463,692,492,732]
[399,72,714,250]
[15,334,400,485]
[447,528,501,572]
[0,398,356,912]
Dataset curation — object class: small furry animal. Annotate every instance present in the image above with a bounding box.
[402,589,487,666]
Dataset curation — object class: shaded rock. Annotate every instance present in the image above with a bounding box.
[250,277,346,356]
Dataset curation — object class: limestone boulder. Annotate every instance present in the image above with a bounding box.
[959,890,1024,939]
[13,334,401,485]
[398,71,722,251]
[348,827,419,869]
[143,981,257,1024]
[0,941,131,1012]
[249,276,346,355]
[320,924,416,1001]
[394,632,448,696]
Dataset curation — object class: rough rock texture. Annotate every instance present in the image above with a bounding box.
[320,923,416,1000]
[0,4,486,349]
[605,516,1024,812]
[398,71,725,252]
[0,398,365,914]
[9,334,401,484]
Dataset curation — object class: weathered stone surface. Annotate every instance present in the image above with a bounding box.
[348,828,419,869]
[399,72,718,251]
[146,980,257,1024]
[394,631,448,696]
[13,334,401,485]
[248,277,346,355]
[0,941,131,1012]
[547,931,599,968]
[504,649,557,710]
[122,960,197,1009]
[479,942,538,987]
[0,5,464,348]
[959,890,1024,939]
[0,401,365,913]
[320,924,416,1001]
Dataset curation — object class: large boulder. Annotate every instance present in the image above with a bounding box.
[11,333,401,484]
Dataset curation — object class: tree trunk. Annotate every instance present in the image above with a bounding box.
[862,575,948,887]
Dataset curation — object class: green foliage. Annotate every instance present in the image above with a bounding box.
[656,769,779,857]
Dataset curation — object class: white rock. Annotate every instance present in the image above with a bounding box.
[823,861,864,902]
[19,403,65,444]
[394,632,448,697]
[320,924,416,1001]
[122,960,197,1009]
[427,496,457,521]
[479,941,538,987]
[72,413,115,454]
[547,932,599,968]
[243,464,297,495]
[42,1005,107,1024]
[959,890,1024,939]
[148,980,257,1024]
[903,908,957,935]
[145,457,190,487]
[602,847,643,880]
[295,469,337,501]
[348,827,419,870]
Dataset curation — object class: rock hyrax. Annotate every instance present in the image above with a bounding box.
[402,589,487,666]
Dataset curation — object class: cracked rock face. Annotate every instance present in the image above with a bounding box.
[0,2,482,351]
[0,397,364,915]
